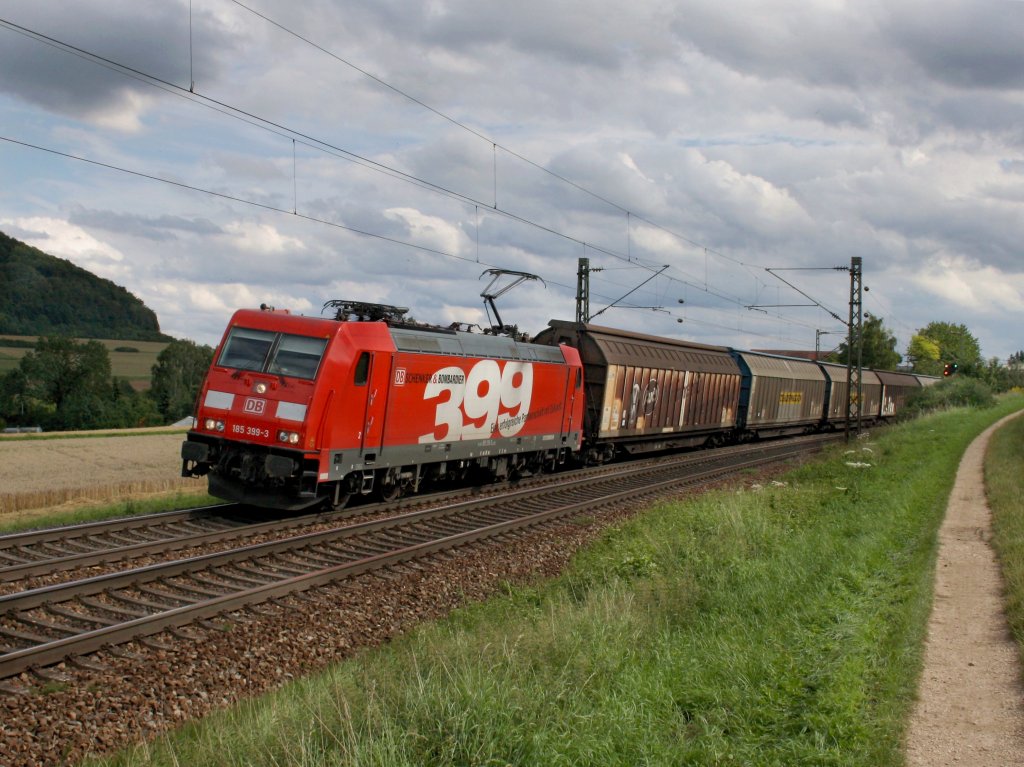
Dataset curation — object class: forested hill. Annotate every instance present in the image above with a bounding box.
[0,230,170,341]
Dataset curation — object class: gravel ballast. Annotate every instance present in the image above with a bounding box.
[0,502,646,765]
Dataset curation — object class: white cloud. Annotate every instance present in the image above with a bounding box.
[383,207,465,255]
[1,0,1022,360]
[220,221,306,255]
[87,89,151,133]
[915,256,1023,315]
[187,283,314,315]
[0,216,128,279]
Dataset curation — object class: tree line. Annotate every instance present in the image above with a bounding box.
[0,336,212,431]
[1,317,1020,433]
[831,315,1024,393]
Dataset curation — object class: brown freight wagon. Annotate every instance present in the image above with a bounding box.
[730,350,827,438]
[819,362,883,426]
[533,321,741,461]
[874,369,921,418]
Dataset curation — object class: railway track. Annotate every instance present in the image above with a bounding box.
[0,434,836,682]
[0,436,827,585]
[0,503,353,583]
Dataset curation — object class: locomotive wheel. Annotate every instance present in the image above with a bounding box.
[375,472,403,502]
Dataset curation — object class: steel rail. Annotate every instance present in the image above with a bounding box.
[0,434,833,582]
[0,504,363,582]
[0,504,244,579]
[0,504,238,548]
[0,436,833,679]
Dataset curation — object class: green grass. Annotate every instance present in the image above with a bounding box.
[90,396,1024,767]
[0,491,220,536]
[0,335,169,384]
[986,410,1024,661]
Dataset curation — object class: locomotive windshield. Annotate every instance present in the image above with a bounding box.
[218,326,328,380]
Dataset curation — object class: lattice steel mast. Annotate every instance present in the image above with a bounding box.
[845,256,864,441]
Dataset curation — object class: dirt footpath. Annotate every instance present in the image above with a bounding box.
[905,412,1024,765]
[0,431,195,521]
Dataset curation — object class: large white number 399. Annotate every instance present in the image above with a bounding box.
[417,361,533,443]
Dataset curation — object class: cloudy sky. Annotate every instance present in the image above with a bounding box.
[1,0,1022,362]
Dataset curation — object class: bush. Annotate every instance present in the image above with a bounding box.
[903,376,996,417]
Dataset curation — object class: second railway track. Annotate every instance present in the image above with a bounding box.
[0,434,836,682]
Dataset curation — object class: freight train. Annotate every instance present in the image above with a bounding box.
[180,301,932,511]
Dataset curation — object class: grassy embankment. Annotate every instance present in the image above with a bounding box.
[88,395,1024,767]
[987,410,1024,662]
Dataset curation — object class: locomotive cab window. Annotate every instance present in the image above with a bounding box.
[268,334,328,379]
[218,327,328,380]
[218,327,276,372]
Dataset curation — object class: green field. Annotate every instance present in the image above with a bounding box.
[0,335,169,389]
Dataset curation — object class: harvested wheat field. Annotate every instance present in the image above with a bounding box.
[0,429,197,522]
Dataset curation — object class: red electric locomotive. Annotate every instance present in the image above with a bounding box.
[181,301,584,510]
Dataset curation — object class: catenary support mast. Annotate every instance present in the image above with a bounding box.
[845,256,864,441]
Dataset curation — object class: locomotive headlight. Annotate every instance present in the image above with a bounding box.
[205,418,225,432]
[254,382,267,394]
[278,430,300,444]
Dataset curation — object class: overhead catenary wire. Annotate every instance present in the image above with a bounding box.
[2,124,827,345]
[222,1,764,273]
[0,10,848,346]
[0,135,477,265]
[0,13,760,302]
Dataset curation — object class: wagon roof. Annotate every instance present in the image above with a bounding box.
[818,361,882,387]
[544,320,738,374]
[873,369,922,387]
[731,350,826,382]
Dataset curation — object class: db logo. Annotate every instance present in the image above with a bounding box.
[395,368,407,386]
[243,397,267,415]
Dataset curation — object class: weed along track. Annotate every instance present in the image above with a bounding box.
[0,437,829,686]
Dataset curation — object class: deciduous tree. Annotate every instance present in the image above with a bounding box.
[914,321,983,377]
[907,334,941,374]
[832,313,901,370]
[149,339,214,423]
[4,336,161,430]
